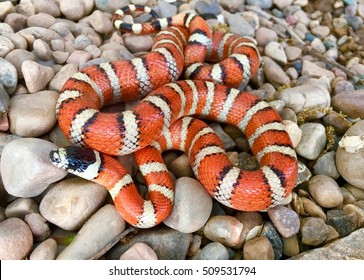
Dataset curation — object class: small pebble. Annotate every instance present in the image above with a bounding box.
[301,60,335,80]
[262,56,290,85]
[5,198,38,219]
[169,154,193,178]
[0,35,15,57]
[301,197,326,221]
[326,210,358,237]
[313,151,340,179]
[56,205,126,260]
[8,90,58,137]
[264,41,287,65]
[203,215,244,248]
[59,0,85,20]
[21,61,55,93]
[119,243,158,260]
[24,213,50,242]
[243,236,274,260]
[260,222,283,259]
[29,238,57,260]
[40,177,108,231]
[0,217,33,259]
[27,13,56,28]
[49,64,78,92]
[107,226,192,260]
[123,34,154,53]
[300,217,329,246]
[336,120,364,190]
[196,242,229,260]
[235,212,263,243]
[0,57,17,94]
[267,205,300,238]
[296,123,327,160]
[308,175,344,208]
[282,235,300,257]
[332,91,364,119]
[163,177,212,233]
[255,27,278,47]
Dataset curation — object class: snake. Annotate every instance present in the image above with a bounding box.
[50,5,298,228]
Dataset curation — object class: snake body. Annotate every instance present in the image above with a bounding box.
[50,5,298,228]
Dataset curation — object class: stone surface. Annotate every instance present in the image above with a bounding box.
[267,205,300,238]
[56,205,126,260]
[296,123,327,160]
[290,228,364,259]
[0,217,33,259]
[308,175,344,208]
[5,198,38,219]
[261,222,283,260]
[119,243,158,260]
[21,61,55,93]
[107,226,192,260]
[336,120,364,190]
[300,217,329,246]
[24,212,50,242]
[8,90,58,137]
[243,236,274,260]
[203,215,244,248]
[196,242,229,260]
[332,91,364,119]
[0,138,67,197]
[163,177,212,233]
[29,238,57,260]
[40,177,108,231]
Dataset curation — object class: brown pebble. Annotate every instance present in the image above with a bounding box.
[243,236,274,260]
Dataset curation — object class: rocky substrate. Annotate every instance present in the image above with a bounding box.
[1,0,364,260]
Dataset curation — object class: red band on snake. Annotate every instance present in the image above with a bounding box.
[50,5,297,228]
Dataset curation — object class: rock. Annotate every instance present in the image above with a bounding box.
[341,187,356,204]
[226,12,255,37]
[301,60,335,80]
[21,61,55,93]
[313,151,340,179]
[0,35,15,57]
[332,91,364,119]
[343,204,364,227]
[0,217,33,259]
[0,84,10,114]
[5,198,38,219]
[0,1,15,21]
[285,46,302,61]
[210,123,237,150]
[169,154,193,178]
[326,210,358,237]
[24,213,50,242]
[95,0,130,13]
[5,49,36,79]
[290,228,364,259]
[345,184,364,200]
[311,38,326,54]
[235,212,263,243]
[323,112,352,135]
[196,242,229,260]
[282,235,300,257]
[282,120,302,148]
[56,205,126,259]
[33,39,52,60]
[267,205,300,238]
[218,0,244,12]
[264,41,287,65]
[255,27,278,47]
[119,243,158,260]
[187,234,202,257]
[107,226,192,260]
[308,175,343,208]
[66,50,92,68]
[0,138,67,197]
[0,57,17,94]
[40,177,108,231]
[8,90,58,137]
[87,10,113,34]
[324,225,340,243]
[163,177,212,233]
[18,27,62,45]
[247,0,273,9]
[49,64,78,92]
[300,217,329,246]
[277,78,331,118]
[203,215,244,248]
[301,197,326,221]
[59,0,85,20]
[29,238,58,260]
[262,56,290,86]
[296,123,327,160]
[260,222,282,259]
[243,236,274,260]
[33,0,61,17]
[336,120,364,189]
[123,34,154,53]
[311,25,331,38]
[27,13,56,28]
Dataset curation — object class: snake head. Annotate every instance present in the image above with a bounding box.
[49,146,101,180]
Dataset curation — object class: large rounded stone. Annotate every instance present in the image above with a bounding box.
[0,138,67,197]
